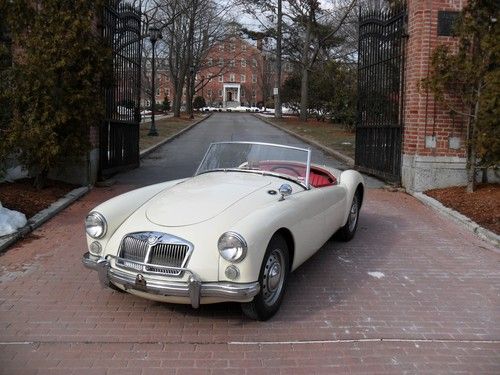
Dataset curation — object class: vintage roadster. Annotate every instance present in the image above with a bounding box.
[83,142,364,320]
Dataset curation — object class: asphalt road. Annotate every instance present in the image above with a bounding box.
[120,113,383,188]
[0,114,499,374]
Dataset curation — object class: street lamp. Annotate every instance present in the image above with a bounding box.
[148,26,162,136]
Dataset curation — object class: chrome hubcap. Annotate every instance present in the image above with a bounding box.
[262,249,285,306]
[348,195,359,232]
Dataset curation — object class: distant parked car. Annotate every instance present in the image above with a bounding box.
[83,142,364,320]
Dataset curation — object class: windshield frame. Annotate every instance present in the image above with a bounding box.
[195,141,312,189]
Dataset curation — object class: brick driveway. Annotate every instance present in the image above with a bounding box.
[1,115,499,374]
[1,186,499,374]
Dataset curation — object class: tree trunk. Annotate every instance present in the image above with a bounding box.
[34,169,48,190]
[466,82,482,193]
[274,0,282,119]
[173,89,182,117]
[299,67,309,121]
[299,5,314,121]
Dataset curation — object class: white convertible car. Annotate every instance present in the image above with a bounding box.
[83,142,364,320]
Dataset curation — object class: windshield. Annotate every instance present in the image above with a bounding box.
[196,142,311,188]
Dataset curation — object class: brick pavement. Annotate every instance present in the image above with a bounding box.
[1,185,499,374]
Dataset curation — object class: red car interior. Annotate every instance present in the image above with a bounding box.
[258,161,337,188]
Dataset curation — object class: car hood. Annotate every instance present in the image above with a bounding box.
[145,172,271,227]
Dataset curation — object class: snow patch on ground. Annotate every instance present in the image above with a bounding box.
[338,256,352,263]
[1,165,29,183]
[0,203,27,237]
[368,271,385,279]
[0,264,37,283]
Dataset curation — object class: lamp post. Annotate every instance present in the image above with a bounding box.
[148,26,162,136]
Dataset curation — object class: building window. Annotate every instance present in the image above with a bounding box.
[252,90,256,98]
[229,59,235,67]
[207,89,212,96]
[207,58,213,67]
[240,74,246,83]
[156,88,160,96]
[208,73,213,82]
[252,74,257,83]
[219,89,223,97]
[241,88,245,97]
[218,74,223,82]
[218,58,224,67]
[241,59,246,67]
[229,73,235,82]
[242,44,247,51]
[166,89,170,96]
[230,43,235,52]
[252,58,257,67]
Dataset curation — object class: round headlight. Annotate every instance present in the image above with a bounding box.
[85,212,107,239]
[218,232,247,263]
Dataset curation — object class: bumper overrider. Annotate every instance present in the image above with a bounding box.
[82,252,260,308]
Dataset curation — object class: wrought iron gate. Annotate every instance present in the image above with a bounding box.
[100,1,142,177]
[355,4,408,182]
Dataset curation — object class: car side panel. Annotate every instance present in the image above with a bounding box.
[320,185,349,232]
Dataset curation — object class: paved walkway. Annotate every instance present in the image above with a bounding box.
[1,114,499,374]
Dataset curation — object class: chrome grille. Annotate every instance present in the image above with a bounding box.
[147,243,189,275]
[116,232,193,277]
[119,236,148,271]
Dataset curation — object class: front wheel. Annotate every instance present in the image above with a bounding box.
[336,190,361,241]
[241,235,289,321]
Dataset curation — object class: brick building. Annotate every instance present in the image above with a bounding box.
[149,36,289,109]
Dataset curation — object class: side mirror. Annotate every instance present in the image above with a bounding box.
[278,184,292,201]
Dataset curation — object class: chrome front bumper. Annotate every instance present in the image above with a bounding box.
[82,252,260,308]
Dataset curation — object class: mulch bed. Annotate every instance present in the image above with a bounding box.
[0,179,76,219]
[426,183,500,235]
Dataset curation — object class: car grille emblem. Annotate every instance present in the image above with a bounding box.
[147,235,159,245]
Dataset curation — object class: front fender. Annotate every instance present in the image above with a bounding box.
[338,170,365,226]
[218,188,325,283]
[85,178,188,254]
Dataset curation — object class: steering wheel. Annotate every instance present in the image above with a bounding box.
[270,165,301,177]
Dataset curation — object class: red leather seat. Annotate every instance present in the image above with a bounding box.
[309,173,332,188]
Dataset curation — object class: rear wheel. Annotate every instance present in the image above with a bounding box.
[336,190,361,241]
[241,235,289,321]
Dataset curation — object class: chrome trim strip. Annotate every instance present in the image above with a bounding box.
[82,252,260,307]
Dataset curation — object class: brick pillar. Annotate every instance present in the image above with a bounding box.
[402,0,467,192]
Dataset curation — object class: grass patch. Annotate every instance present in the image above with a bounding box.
[266,116,355,159]
[139,114,204,152]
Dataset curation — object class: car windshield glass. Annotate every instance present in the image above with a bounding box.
[196,142,311,187]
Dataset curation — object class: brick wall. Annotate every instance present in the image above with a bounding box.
[402,0,468,191]
[403,0,466,157]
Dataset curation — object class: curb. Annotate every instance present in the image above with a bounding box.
[140,114,212,159]
[0,186,90,254]
[412,192,500,250]
[254,114,355,167]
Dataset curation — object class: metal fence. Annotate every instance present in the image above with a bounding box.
[355,3,408,183]
[100,1,142,177]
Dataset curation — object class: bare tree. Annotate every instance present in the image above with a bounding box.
[286,0,356,120]
[141,0,233,117]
